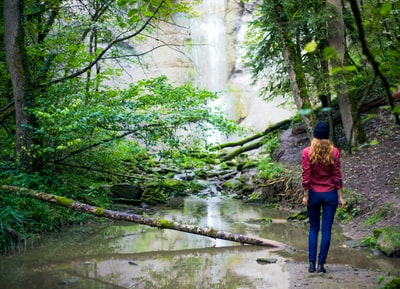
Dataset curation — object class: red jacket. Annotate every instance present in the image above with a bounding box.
[302,146,343,192]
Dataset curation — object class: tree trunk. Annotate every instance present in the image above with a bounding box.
[282,42,314,138]
[327,0,355,144]
[272,1,315,138]
[4,0,36,171]
[1,185,287,249]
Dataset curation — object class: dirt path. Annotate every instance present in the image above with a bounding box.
[286,261,389,289]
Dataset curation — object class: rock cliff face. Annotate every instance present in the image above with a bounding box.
[117,1,295,140]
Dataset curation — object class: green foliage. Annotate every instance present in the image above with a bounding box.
[0,188,93,252]
[335,189,363,222]
[0,0,241,251]
[256,134,286,179]
[31,75,237,172]
[364,205,393,226]
[0,206,26,251]
[264,217,272,225]
[118,0,195,23]
[244,0,400,147]
[243,0,332,101]
[261,134,280,155]
[361,235,377,248]
[247,191,262,202]
[336,207,359,223]
[257,157,285,180]
[379,277,400,289]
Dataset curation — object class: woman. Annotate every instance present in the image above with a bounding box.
[302,121,346,273]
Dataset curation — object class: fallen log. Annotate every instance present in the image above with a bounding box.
[211,119,291,151]
[220,137,266,162]
[1,185,287,249]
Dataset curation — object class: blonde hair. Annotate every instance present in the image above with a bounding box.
[309,138,334,165]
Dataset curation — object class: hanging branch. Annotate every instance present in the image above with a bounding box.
[348,75,377,154]
[348,0,400,125]
[55,129,137,164]
[1,185,287,249]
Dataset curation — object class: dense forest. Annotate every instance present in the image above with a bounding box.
[1,0,399,252]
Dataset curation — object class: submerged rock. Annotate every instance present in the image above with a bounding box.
[256,258,278,264]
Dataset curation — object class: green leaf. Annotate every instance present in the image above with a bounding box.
[344,65,357,72]
[369,139,379,146]
[323,47,337,60]
[329,67,342,75]
[143,10,154,17]
[127,8,139,17]
[304,40,318,53]
[117,0,128,6]
[379,2,392,16]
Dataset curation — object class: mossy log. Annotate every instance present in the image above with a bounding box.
[211,119,291,151]
[1,185,287,249]
[220,138,267,162]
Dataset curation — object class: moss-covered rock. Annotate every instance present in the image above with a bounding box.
[381,277,400,289]
[110,183,143,199]
[287,209,308,221]
[374,226,400,257]
[221,179,242,190]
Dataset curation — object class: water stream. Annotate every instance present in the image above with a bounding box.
[1,196,399,289]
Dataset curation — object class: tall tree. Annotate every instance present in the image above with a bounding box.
[326,0,355,143]
[271,0,315,137]
[244,0,319,138]
[244,0,397,145]
[4,0,34,170]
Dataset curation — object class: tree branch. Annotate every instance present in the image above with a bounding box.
[348,0,400,125]
[46,0,166,86]
[55,129,137,164]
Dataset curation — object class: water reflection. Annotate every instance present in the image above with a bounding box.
[0,196,398,289]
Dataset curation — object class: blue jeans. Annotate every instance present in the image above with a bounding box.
[307,189,338,264]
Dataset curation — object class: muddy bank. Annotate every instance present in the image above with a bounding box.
[286,261,390,289]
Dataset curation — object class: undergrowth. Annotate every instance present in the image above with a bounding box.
[0,168,111,253]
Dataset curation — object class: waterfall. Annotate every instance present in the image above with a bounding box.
[190,0,228,144]
[122,0,295,142]
[190,0,228,92]
[189,1,296,144]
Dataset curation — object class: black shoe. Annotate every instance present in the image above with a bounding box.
[308,262,316,273]
[317,263,326,273]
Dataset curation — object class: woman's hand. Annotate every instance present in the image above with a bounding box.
[302,196,309,206]
[339,197,346,208]
[337,189,345,208]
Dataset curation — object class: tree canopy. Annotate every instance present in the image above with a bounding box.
[1,0,236,173]
[244,0,400,144]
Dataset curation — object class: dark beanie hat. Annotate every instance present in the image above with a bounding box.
[313,121,330,139]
